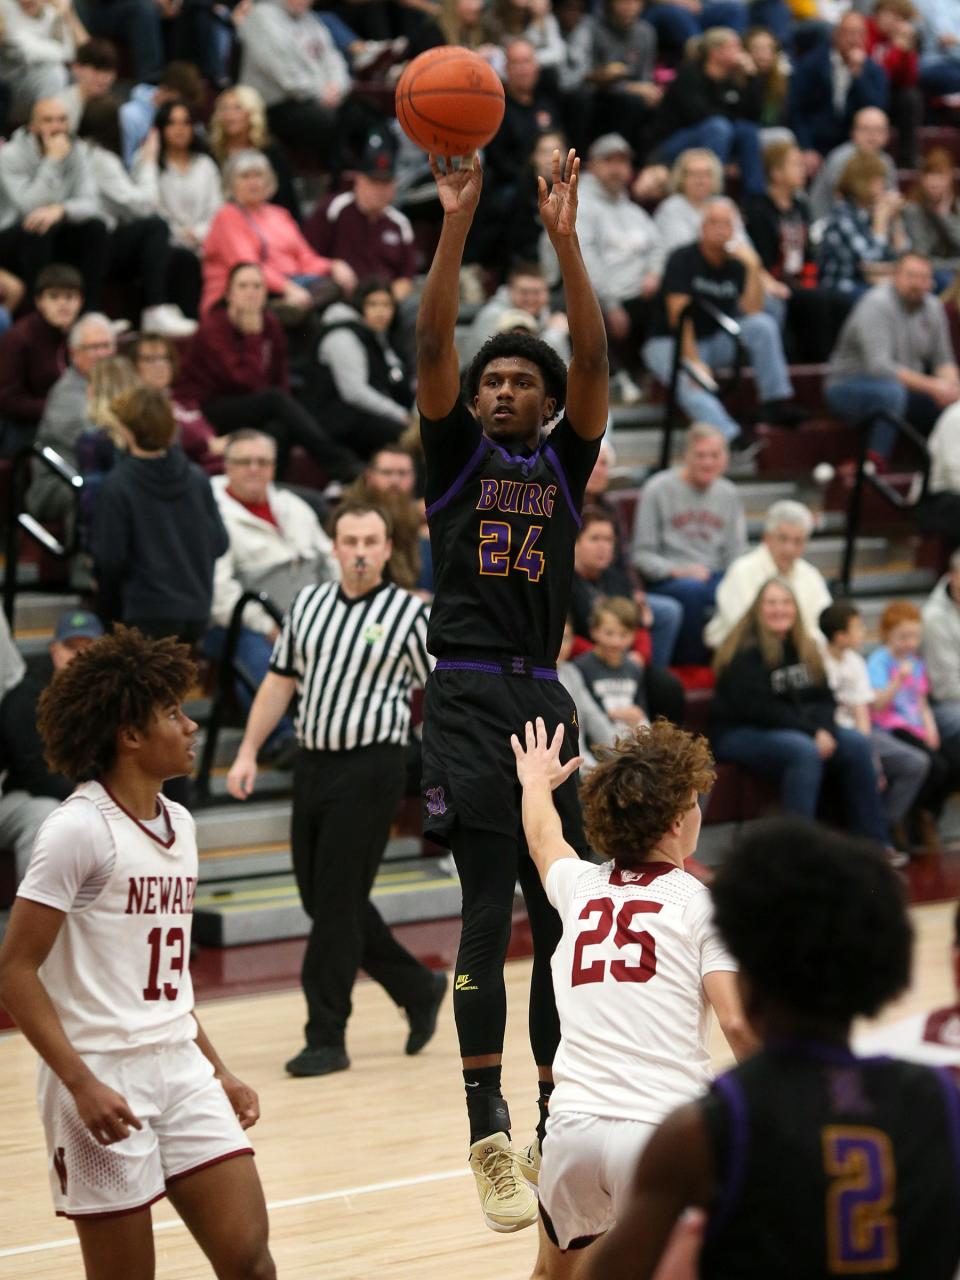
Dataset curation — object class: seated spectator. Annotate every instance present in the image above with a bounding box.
[0,607,100,882]
[743,26,791,135]
[208,84,302,223]
[505,129,566,266]
[705,498,832,648]
[71,0,163,86]
[577,0,660,153]
[0,261,80,454]
[642,0,755,55]
[76,350,140,515]
[709,576,890,844]
[572,507,683,668]
[118,58,203,169]
[77,94,196,337]
[632,423,747,665]
[816,151,907,297]
[156,98,224,321]
[201,150,356,317]
[922,550,960,751]
[0,97,108,303]
[341,443,427,591]
[788,12,889,169]
[0,0,84,120]
[438,0,490,50]
[808,106,897,223]
[653,147,751,260]
[132,331,225,475]
[825,252,960,465]
[650,28,766,198]
[60,36,117,131]
[865,0,921,169]
[913,0,960,95]
[867,600,959,850]
[642,197,799,447]
[462,261,569,367]
[556,617,617,769]
[206,428,338,760]
[92,385,228,643]
[575,596,685,728]
[902,148,960,290]
[915,403,960,550]
[820,600,929,848]
[178,261,361,481]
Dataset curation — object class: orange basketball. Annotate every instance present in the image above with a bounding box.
[395,47,505,158]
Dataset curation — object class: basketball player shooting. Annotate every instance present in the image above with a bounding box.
[416,147,608,1233]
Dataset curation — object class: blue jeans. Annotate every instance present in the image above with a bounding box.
[712,724,889,843]
[203,625,295,746]
[655,116,766,196]
[75,0,164,82]
[647,592,684,668]
[644,1,746,49]
[648,572,722,665]
[920,56,960,95]
[824,377,940,458]
[643,315,793,440]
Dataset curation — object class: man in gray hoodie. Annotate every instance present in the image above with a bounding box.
[922,549,960,750]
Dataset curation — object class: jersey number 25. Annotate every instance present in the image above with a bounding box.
[571,896,661,986]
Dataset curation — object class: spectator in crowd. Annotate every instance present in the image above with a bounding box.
[0,97,108,302]
[865,0,921,168]
[74,351,140,512]
[641,0,751,54]
[118,58,203,168]
[341,443,427,591]
[77,95,196,337]
[808,106,898,223]
[200,150,357,316]
[555,617,617,769]
[207,428,338,760]
[651,28,766,198]
[178,261,361,481]
[505,128,567,265]
[577,0,660,153]
[653,147,751,260]
[632,423,747,665]
[0,0,86,119]
[208,84,302,223]
[705,498,832,648]
[820,600,930,848]
[438,0,489,49]
[72,0,164,85]
[576,596,686,728]
[922,549,960,749]
[60,36,118,131]
[743,26,790,135]
[912,0,960,95]
[642,197,799,446]
[825,252,960,465]
[0,607,101,882]
[25,309,115,523]
[788,12,890,167]
[92,384,228,643]
[0,262,80,453]
[709,576,890,844]
[132,331,225,474]
[462,261,569,366]
[902,148,960,289]
[915,403,960,550]
[156,98,224,320]
[816,151,907,296]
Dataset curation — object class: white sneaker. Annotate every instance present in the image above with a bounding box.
[468,1132,538,1233]
[613,370,643,405]
[140,305,198,338]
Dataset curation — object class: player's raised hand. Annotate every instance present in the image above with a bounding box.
[538,148,579,239]
[429,152,482,219]
[71,1076,143,1146]
[511,717,583,791]
[218,1070,261,1130]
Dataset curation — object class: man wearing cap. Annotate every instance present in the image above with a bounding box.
[0,607,102,883]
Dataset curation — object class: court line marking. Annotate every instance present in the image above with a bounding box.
[0,1166,472,1259]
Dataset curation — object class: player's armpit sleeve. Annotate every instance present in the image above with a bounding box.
[545,857,585,913]
[16,804,109,913]
[687,890,738,977]
[420,401,485,509]
[544,418,603,512]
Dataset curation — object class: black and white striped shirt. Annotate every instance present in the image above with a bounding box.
[269,581,432,752]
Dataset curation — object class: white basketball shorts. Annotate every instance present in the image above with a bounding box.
[538,1110,658,1249]
[38,1039,253,1219]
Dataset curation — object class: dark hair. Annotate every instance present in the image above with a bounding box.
[221,261,266,309]
[330,500,393,540]
[465,332,567,410]
[589,594,638,632]
[133,332,180,380]
[77,94,123,157]
[578,505,616,536]
[819,600,861,641]
[111,386,177,451]
[356,277,395,311]
[368,442,414,467]
[34,263,83,296]
[155,98,209,169]
[580,720,716,867]
[37,626,196,782]
[507,261,546,282]
[711,817,912,1022]
[74,38,119,71]
[159,60,204,112]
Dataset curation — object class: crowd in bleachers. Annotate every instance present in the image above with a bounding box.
[0,0,958,869]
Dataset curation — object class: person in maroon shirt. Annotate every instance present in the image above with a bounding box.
[174,261,361,482]
[866,0,922,168]
[0,263,83,455]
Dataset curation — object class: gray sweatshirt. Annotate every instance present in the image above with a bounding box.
[827,281,955,387]
[316,302,409,426]
[922,574,960,703]
[238,0,351,107]
[558,659,618,768]
[631,468,747,582]
[0,127,99,230]
[27,365,91,522]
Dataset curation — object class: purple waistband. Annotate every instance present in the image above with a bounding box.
[436,658,558,681]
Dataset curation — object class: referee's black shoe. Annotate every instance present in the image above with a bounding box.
[285,1045,350,1077]
[404,971,448,1056]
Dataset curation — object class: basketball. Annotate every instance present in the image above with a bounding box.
[395,47,505,158]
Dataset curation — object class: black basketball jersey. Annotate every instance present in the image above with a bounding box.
[700,1042,960,1279]
[421,401,601,664]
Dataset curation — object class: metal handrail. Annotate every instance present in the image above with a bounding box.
[194,589,285,802]
[3,445,84,624]
[658,298,745,473]
[837,408,931,595]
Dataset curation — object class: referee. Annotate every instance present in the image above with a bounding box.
[227,501,447,1078]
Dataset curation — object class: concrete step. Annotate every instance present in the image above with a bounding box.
[194,799,291,850]
[197,828,422,884]
[844,566,939,596]
[800,535,891,573]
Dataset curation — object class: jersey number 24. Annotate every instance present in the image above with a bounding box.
[571,896,662,986]
[478,521,546,583]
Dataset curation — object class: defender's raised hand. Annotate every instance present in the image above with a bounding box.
[429,152,482,219]
[538,148,580,239]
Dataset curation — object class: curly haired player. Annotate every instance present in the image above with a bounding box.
[0,627,274,1280]
[512,717,755,1280]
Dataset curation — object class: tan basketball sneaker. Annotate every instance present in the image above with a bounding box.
[468,1132,539,1232]
[516,1135,541,1189]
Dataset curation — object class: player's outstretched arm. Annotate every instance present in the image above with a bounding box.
[416,153,482,420]
[194,1016,261,1131]
[227,672,297,800]
[0,899,143,1146]
[702,970,759,1062]
[538,148,608,441]
[511,717,582,885]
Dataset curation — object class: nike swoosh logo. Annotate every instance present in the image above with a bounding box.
[465,1082,480,1089]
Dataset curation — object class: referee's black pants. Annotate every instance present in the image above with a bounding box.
[291,743,434,1049]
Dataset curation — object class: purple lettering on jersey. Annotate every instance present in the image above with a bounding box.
[520,484,544,516]
[498,481,522,514]
[476,478,499,510]
[473,479,557,519]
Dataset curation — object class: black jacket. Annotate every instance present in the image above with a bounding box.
[92,447,228,624]
[0,669,71,799]
[654,62,762,144]
[709,638,836,738]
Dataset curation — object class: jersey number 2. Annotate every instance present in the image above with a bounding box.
[571,896,661,987]
[143,926,185,1001]
[478,521,545,583]
[823,1126,898,1273]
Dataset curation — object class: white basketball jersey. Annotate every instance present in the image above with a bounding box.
[856,1005,960,1081]
[18,781,198,1054]
[546,858,737,1124]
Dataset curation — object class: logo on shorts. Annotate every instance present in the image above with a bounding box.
[362,622,385,645]
[53,1147,67,1195]
[455,973,478,992]
[424,785,447,817]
